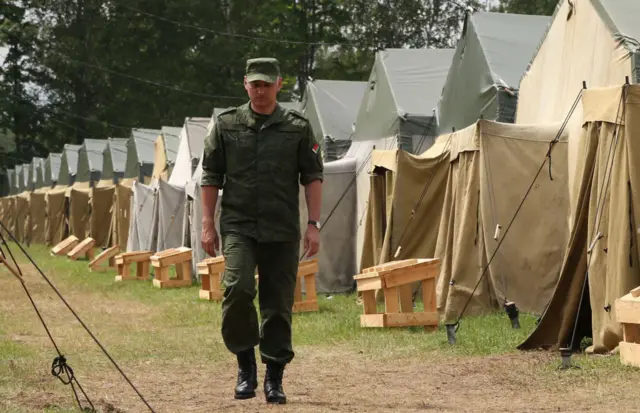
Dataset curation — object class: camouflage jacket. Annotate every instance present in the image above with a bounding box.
[201,102,324,242]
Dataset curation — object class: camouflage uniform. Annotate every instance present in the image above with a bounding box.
[201,67,324,370]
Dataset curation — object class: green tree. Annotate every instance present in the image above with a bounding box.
[494,0,558,15]
[0,0,44,167]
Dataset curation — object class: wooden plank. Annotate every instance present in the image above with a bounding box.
[199,289,222,301]
[384,287,399,313]
[623,323,640,344]
[67,237,96,260]
[615,295,640,325]
[304,273,317,301]
[354,271,381,281]
[181,261,192,283]
[294,277,303,303]
[620,342,640,368]
[361,290,377,314]
[399,284,413,313]
[422,277,436,312]
[152,249,192,267]
[293,300,318,313]
[375,259,420,273]
[383,263,439,289]
[89,245,120,271]
[360,314,385,327]
[384,312,438,327]
[631,287,640,298]
[355,277,382,292]
[153,278,192,289]
[51,236,79,256]
[298,260,319,277]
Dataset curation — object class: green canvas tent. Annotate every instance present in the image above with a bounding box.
[302,79,367,162]
[169,115,222,187]
[101,138,128,184]
[12,165,24,193]
[76,139,107,186]
[436,11,551,135]
[43,153,62,188]
[125,129,160,184]
[58,144,82,187]
[20,163,30,191]
[353,48,455,154]
[28,157,46,191]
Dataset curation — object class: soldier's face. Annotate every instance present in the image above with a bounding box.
[244,77,282,106]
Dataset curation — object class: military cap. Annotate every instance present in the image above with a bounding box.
[245,57,281,84]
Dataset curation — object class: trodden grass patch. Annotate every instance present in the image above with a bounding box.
[1,242,639,412]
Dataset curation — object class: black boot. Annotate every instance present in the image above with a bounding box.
[234,349,257,400]
[263,362,286,404]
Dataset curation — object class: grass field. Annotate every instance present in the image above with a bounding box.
[1,243,640,412]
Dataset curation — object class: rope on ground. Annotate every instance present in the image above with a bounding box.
[453,85,586,327]
[567,84,627,351]
[0,231,96,412]
[0,220,157,413]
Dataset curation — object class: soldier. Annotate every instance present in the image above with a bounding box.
[200,57,323,404]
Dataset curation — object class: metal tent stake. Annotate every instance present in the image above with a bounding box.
[503,301,520,329]
[558,348,580,370]
[446,324,457,345]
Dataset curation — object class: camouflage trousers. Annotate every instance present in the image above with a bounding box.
[220,232,299,365]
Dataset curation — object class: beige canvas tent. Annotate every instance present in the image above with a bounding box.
[43,153,62,188]
[516,0,640,218]
[520,84,640,354]
[151,127,181,182]
[360,138,451,273]
[363,120,570,321]
[434,120,570,322]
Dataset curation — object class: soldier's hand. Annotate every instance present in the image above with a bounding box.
[304,226,320,258]
[202,221,219,257]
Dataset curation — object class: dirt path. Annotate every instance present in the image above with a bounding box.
[2,262,640,412]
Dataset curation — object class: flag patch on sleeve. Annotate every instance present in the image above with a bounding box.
[312,143,319,154]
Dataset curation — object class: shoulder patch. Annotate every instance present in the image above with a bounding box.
[288,109,308,121]
[218,106,237,116]
[216,106,240,125]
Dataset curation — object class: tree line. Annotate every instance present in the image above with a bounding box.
[0,0,558,169]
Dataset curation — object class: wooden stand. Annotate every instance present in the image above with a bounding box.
[51,235,79,256]
[67,237,96,261]
[89,245,120,272]
[151,247,193,289]
[114,251,153,282]
[293,258,319,313]
[197,256,225,300]
[354,258,440,328]
[615,286,640,367]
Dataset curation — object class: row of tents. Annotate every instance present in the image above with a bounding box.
[2,1,640,354]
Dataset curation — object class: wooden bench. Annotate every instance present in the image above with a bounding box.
[200,256,320,313]
[151,247,193,289]
[51,235,79,256]
[615,286,640,367]
[67,237,96,261]
[293,258,319,313]
[89,245,120,272]
[197,256,225,301]
[114,251,153,282]
[354,258,439,328]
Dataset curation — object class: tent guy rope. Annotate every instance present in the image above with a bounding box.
[0,220,157,413]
